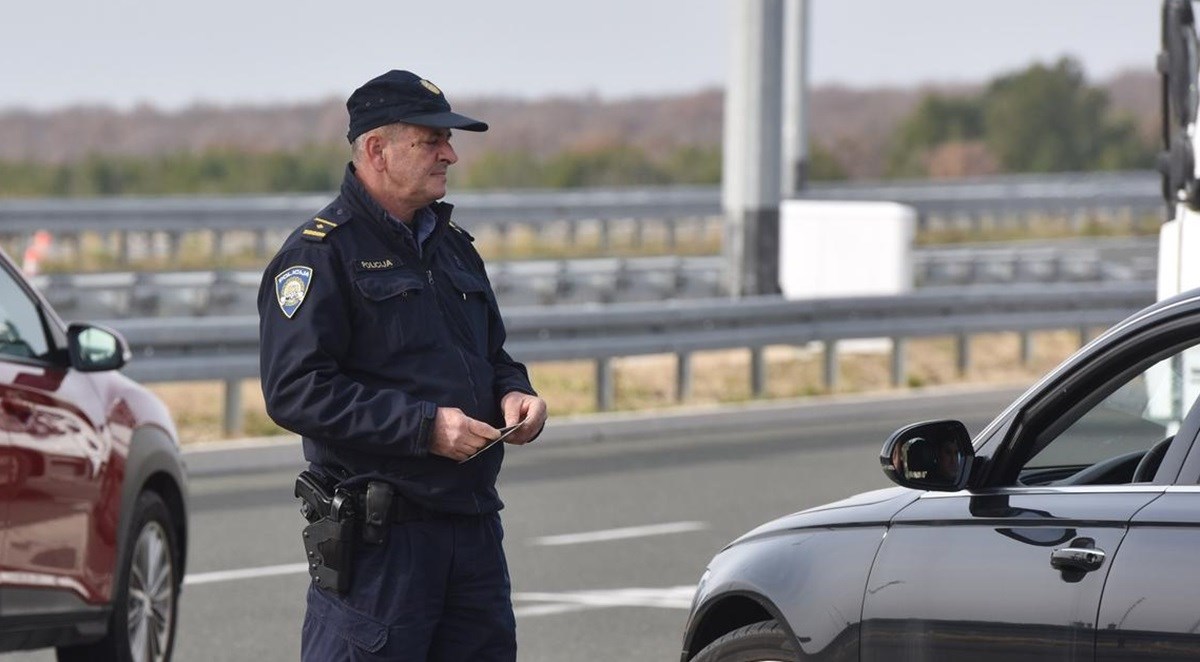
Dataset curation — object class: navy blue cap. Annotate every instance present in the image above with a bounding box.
[345,70,487,142]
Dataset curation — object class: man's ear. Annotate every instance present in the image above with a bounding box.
[363,133,389,172]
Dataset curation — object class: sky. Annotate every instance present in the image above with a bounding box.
[0,0,1162,111]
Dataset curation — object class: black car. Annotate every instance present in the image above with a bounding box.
[0,247,188,662]
[682,287,1200,661]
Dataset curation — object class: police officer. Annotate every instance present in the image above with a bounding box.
[258,69,547,661]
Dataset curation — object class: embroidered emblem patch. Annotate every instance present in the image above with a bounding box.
[275,265,313,319]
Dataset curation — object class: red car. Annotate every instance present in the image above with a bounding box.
[0,247,188,662]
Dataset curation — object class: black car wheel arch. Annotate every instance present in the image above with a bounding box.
[684,592,799,661]
[692,619,799,662]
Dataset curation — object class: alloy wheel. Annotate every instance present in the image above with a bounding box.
[125,521,174,662]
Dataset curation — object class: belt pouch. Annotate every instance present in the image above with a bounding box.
[362,480,394,544]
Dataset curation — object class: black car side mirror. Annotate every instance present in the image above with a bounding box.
[67,323,130,372]
[880,419,974,492]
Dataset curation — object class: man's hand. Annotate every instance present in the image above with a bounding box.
[429,407,501,461]
[500,391,548,445]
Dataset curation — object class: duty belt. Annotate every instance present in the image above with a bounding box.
[294,471,463,526]
[386,494,443,522]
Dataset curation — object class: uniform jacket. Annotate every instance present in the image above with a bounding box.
[258,165,536,514]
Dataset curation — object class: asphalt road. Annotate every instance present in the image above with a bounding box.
[2,387,1016,662]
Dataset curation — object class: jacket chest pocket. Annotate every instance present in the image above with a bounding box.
[444,268,491,352]
[353,272,436,351]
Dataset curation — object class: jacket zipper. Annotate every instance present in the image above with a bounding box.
[423,253,481,412]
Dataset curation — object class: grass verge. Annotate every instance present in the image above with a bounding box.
[149,329,1085,444]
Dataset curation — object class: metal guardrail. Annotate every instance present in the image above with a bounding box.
[32,238,1157,318]
[0,187,724,262]
[802,170,1163,216]
[912,236,1158,286]
[0,171,1164,263]
[32,256,727,318]
[106,281,1156,434]
[0,187,721,232]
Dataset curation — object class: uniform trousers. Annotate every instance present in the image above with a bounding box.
[301,512,516,661]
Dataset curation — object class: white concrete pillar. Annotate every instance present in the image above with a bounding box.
[722,0,785,296]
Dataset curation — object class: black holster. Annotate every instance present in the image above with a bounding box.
[295,471,358,594]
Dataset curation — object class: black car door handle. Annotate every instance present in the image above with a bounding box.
[1050,546,1106,572]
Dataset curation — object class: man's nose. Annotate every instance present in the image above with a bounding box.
[440,143,458,165]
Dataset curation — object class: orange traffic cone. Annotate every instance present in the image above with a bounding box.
[21,230,52,276]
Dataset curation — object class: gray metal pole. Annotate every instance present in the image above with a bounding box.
[782,0,811,197]
[891,337,908,388]
[823,340,839,390]
[750,346,767,397]
[957,333,972,376]
[722,0,784,296]
[596,357,614,412]
[676,351,693,402]
[223,378,243,437]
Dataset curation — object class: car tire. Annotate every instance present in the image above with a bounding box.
[692,619,799,662]
[57,491,179,662]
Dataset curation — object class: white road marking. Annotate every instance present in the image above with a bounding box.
[184,562,309,586]
[530,521,708,546]
[512,585,696,617]
[184,563,695,619]
[185,522,707,586]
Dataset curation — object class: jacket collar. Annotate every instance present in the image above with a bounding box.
[340,163,454,228]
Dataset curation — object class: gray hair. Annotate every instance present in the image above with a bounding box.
[350,123,409,162]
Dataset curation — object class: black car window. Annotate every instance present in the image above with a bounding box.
[0,266,50,360]
[1015,339,1200,486]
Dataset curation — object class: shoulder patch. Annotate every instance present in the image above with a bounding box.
[275,265,314,318]
[448,221,475,242]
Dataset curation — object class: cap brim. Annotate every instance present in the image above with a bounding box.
[402,111,488,132]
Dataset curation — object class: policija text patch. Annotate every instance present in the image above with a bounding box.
[275,265,314,318]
